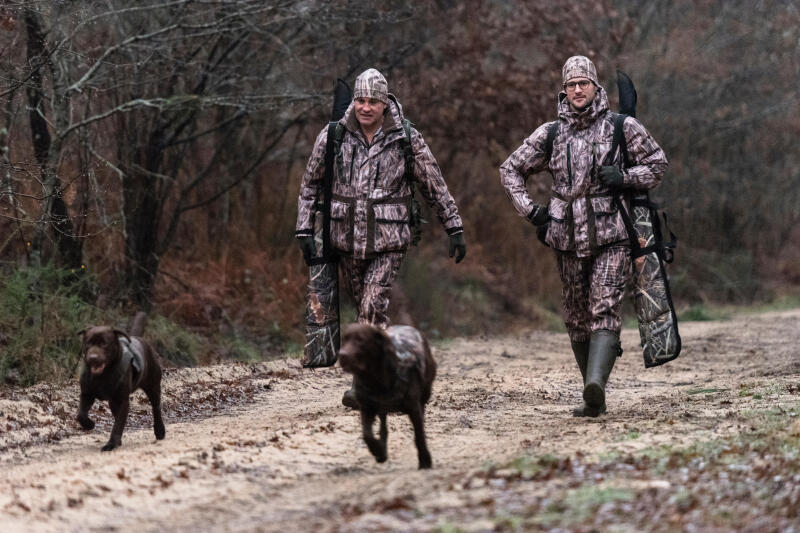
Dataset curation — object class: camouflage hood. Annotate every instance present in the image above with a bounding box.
[340,93,406,137]
[557,85,610,131]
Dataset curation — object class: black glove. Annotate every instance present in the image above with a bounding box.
[527,204,549,226]
[598,165,624,188]
[448,232,467,264]
[298,236,316,265]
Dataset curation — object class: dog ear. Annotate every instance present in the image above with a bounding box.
[113,329,132,342]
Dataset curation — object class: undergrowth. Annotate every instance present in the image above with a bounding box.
[0,265,287,386]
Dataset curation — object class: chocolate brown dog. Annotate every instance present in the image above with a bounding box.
[76,326,165,451]
[339,323,437,469]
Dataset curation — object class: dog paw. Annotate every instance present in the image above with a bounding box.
[101,441,119,452]
[77,417,95,431]
[154,424,166,440]
[374,453,388,463]
[418,454,433,469]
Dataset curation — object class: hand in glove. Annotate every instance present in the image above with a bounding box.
[527,204,549,226]
[298,236,316,265]
[448,232,467,264]
[598,165,624,188]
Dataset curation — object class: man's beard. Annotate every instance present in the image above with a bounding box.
[570,97,594,113]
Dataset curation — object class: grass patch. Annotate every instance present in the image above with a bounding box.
[679,304,730,322]
[433,523,466,533]
[621,430,640,441]
[0,265,114,385]
[503,453,561,478]
[686,387,725,395]
[533,485,635,527]
[142,314,205,367]
[217,334,262,362]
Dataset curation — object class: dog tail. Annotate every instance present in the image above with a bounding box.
[129,311,148,337]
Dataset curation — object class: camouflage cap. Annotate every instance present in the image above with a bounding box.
[562,56,598,86]
[353,68,389,104]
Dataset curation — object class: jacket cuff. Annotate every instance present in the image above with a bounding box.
[446,226,463,236]
[622,168,636,188]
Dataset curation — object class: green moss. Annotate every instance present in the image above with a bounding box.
[147,314,204,366]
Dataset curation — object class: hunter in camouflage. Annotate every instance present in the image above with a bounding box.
[500,55,668,418]
[296,68,466,407]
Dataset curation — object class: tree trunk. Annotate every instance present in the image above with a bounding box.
[24,9,82,269]
[122,164,162,311]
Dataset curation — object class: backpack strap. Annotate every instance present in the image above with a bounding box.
[319,121,341,261]
[544,120,559,163]
[333,122,345,153]
[400,119,424,245]
[400,119,415,180]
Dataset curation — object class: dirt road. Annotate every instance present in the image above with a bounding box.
[2,309,799,532]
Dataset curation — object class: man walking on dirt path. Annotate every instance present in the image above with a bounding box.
[296,68,467,408]
[499,56,668,417]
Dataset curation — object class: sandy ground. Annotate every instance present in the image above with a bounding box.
[1,309,799,532]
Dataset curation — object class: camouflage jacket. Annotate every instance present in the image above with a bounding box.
[500,86,668,257]
[296,97,463,258]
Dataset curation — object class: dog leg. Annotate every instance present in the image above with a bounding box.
[76,392,96,430]
[409,404,432,469]
[361,408,387,463]
[102,398,129,452]
[378,413,388,460]
[145,385,166,441]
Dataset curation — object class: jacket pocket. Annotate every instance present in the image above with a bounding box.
[545,196,573,251]
[372,202,410,252]
[590,195,627,247]
[330,199,353,252]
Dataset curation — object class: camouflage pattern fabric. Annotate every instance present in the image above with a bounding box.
[303,212,340,368]
[499,85,668,257]
[296,96,463,258]
[628,195,680,366]
[562,55,598,86]
[339,252,404,328]
[353,68,388,104]
[556,244,631,343]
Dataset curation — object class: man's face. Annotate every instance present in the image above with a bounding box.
[354,97,387,130]
[564,77,597,112]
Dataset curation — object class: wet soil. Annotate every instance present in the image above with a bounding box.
[1,309,799,532]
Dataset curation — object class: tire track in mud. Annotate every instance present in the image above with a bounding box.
[1,309,799,532]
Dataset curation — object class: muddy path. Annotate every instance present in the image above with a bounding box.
[1,309,799,532]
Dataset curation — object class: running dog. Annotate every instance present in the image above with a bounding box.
[76,326,165,451]
[338,323,436,469]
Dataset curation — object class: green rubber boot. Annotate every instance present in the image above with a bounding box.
[570,340,596,417]
[582,330,620,417]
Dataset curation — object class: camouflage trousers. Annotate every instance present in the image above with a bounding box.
[339,251,405,328]
[556,244,631,343]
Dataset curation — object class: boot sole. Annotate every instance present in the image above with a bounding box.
[583,383,605,410]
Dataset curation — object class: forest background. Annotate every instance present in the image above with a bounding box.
[0,0,797,384]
